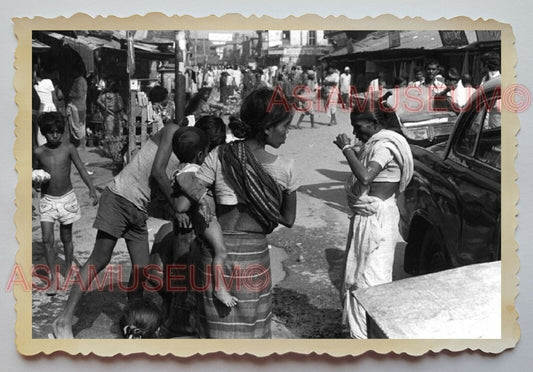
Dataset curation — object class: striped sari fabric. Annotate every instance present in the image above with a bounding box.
[218,141,283,233]
[193,232,272,338]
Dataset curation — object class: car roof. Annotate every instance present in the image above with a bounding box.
[468,76,501,104]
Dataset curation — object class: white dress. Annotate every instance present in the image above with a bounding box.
[34,79,56,112]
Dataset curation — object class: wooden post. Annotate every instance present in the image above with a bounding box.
[174,31,187,124]
[203,39,206,67]
[140,114,147,146]
[128,91,136,161]
[127,31,136,162]
[195,33,198,65]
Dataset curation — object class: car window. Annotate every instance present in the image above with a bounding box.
[452,88,501,169]
[477,112,501,169]
[455,109,486,158]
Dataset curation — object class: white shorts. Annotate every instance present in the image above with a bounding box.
[39,190,81,225]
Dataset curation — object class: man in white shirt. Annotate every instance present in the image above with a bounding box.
[340,67,352,108]
[423,61,446,94]
[433,67,462,112]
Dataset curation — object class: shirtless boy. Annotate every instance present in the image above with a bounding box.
[33,112,98,295]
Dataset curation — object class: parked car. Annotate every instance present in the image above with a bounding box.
[398,77,501,275]
[386,86,458,147]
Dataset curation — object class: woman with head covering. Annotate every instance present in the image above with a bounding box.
[333,95,414,339]
[177,87,299,338]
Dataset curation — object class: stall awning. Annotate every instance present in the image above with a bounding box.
[323,30,479,60]
[320,46,348,60]
[133,41,174,58]
[353,30,443,52]
[43,32,122,73]
[38,30,176,73]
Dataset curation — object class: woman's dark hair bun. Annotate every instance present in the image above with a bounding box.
[228,115,250,139]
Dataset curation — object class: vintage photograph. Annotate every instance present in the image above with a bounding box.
[15,14,518,356]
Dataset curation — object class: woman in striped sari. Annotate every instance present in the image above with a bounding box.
[178,88,299,338]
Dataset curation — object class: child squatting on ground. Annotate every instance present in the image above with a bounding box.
[33,112,98,295]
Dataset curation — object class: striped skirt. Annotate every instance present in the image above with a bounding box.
[193,232,272,338]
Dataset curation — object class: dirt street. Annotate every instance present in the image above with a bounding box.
[31,108,409,339]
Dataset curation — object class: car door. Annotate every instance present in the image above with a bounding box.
[444,86,501,266]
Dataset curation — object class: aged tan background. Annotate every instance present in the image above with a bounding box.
[3,0,532,370]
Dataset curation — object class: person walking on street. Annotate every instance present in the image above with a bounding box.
[294,70,318,129]
[68,65,88,149]
[322,66,340,125]
[340,67,352,107]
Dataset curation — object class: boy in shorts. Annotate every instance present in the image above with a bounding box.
[33,112,98,295]
[53,108,181,338]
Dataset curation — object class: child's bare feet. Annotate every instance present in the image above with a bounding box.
[46,276,59,296]
[214,289,238,307]
[61,263,79,290]
[51,316,74,339]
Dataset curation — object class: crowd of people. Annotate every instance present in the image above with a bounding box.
[32,63,88,151]
[32,51,499,340]
[33,51,500,153]
[186,52,500,129]
[36,86,298,339]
